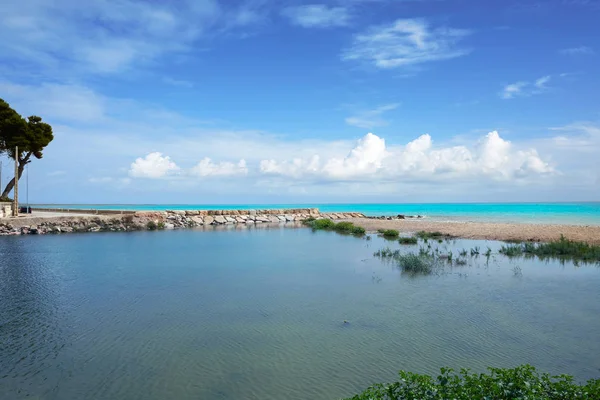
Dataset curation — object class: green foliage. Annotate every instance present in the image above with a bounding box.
[147,221,158,231]
[1,99,54,196]
[304,218,336,230]
[382,229,399,238]
[0,196,13,202]
[304,218,365,236]
[415,231,453,240]
[398,236,418,245]
[500,235,600,263]
[345,365,600,400]
[334,221,356,233]
[157,221,165,230]
[396,253,436,274]
[351,226,366,236]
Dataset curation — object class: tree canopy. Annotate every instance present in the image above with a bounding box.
[0,98,54,198]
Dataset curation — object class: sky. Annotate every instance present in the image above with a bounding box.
[0,0,599,204]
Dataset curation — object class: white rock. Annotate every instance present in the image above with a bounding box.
[204,216,215,225]
[214,216,227,224]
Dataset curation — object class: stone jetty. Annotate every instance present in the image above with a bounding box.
[0,208,366,236]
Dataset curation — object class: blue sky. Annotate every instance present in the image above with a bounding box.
[1,0,599,204]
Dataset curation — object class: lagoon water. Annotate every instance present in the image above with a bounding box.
[1,227,600,399]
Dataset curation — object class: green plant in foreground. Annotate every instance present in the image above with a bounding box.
[157,221,165,230]
[396,253,437,274]
[344,364,600,400]
[398,236,418,245]
[382,229,399,238]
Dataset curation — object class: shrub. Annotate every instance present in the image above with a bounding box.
[351,226,366,236]
[157,221,165,230]
[334,222,356,233]
[146,221,157,230]
[398,237,418,245]
[382,229,399,238]
[345,365,600,400]
[304,218,336,230]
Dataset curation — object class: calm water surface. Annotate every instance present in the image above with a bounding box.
[1,227,600,400]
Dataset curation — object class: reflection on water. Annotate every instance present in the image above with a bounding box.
[1,227,600,400]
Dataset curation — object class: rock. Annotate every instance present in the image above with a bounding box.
[249,209,257,216]
[204,216,215,225]
[185,210,199,216]
[173,210,186,216]
[225,216,236,223]
[277,215,286,222]
[285,215,295,222]
[269,216,280,223]
[164,223,175,230]
[191,216,204,225]
[397,214,405,219]
[214,216,227,224]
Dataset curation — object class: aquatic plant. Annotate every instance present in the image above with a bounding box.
[484,247,492,258]
[334,222,355,233]
[398,237,418,245]
[305,218,336,230]
[351,226,366,236]
[512,265,523,277]
[499,244,524,257]
[396,253,437,274]
[459,249,468,257]
[470,246,480,256]
[415,231,452,240]
[455,258,468,266]
[344,364,600,400]
[382,229,400,238]
[499,236,600,264]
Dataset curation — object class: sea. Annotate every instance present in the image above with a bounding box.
[33,202,600,225]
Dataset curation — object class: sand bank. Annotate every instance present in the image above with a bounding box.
[340,218,600,244]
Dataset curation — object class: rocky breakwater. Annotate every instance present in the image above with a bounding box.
[0,208,368,236]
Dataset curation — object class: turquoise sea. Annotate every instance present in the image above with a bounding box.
[33,202,600,225]
[2,228,600,399]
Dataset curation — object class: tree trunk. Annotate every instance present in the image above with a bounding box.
[1,152,32,199]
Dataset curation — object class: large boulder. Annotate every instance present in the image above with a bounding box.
[214,216,227,224]
[204,216,215,225]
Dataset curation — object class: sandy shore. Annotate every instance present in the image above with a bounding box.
[340,218,600,244]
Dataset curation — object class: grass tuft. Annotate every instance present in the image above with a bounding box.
[382,229,399,238]
[499,235,600,263]
[398,236,418,245]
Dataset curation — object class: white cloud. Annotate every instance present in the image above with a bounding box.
[260,131,553,182]
[343,18,470,68]
[501,75,553,99]
[0,0,262,77]
[0,81,106,122]
[281,4,350,28]
[535,75,551,89]
[190,158,248,177]
[559,46,594,55]
[129,152,180,178]
[345,103,399,129]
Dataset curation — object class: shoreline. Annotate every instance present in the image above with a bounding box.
[2,208,600,244]
[340,218,600,245]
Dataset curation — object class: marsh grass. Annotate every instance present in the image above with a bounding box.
[382,229,400,238]
[303,218,365,236]
[499,235,600,264]
[415,231,453,240]
[398,236,418,245]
